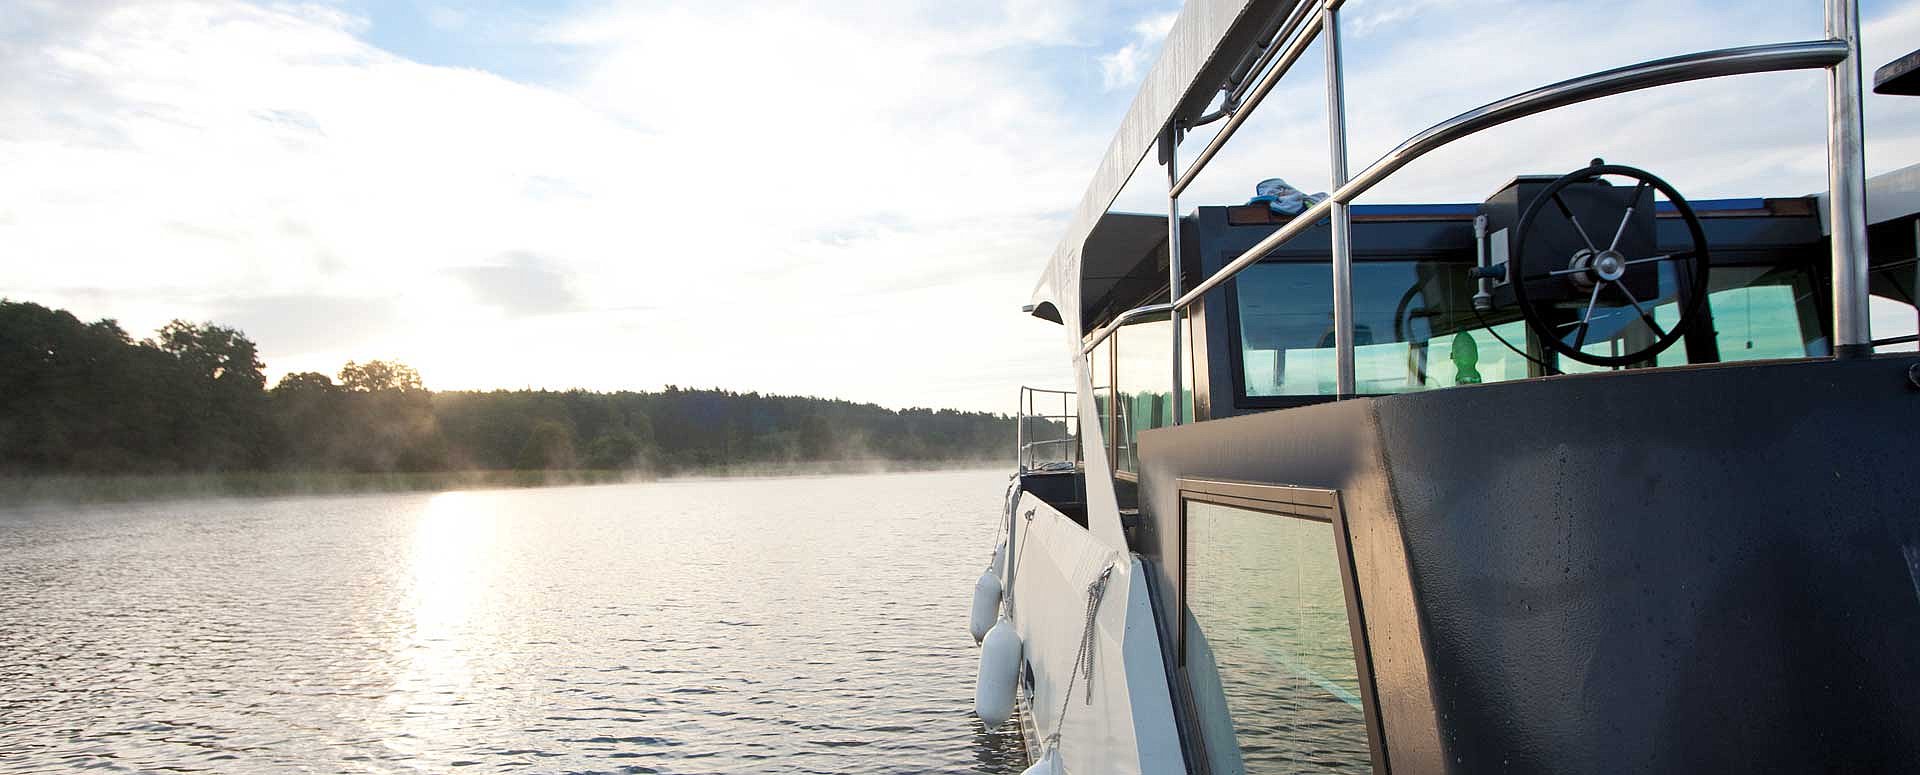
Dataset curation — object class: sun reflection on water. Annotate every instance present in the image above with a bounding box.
[384,491,503,760]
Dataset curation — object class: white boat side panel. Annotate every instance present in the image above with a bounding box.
[1010,492,1187,775]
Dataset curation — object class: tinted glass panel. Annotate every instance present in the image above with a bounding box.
[1237,259,1834,391]
[1237,260,1532,397]
[1113,314,1195,473]
[1089,340,1112,463]
[1659,267,1830,364]
[1184,500,1369,773]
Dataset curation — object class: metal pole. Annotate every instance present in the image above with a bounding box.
[1066,391,1076,465]
[1165,127,1187,425]
[1324,4,1355,397]
[1827,0,1871,357]
[1015,388,1025,471]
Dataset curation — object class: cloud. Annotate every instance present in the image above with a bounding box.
[1099,10,1179,92]
[0,0,1116,409]
[207,294,404,354]
[451,252,578,318]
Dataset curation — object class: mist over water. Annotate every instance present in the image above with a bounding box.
[0,469,1023,773]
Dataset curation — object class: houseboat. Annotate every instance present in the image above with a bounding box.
[970,0,1920,772]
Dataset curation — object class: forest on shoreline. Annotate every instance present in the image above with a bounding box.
[1,300,1012,481]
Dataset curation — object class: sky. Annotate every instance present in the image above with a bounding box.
[1,0,1916,412]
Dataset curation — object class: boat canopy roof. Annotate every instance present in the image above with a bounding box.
[1028,0,1294,334]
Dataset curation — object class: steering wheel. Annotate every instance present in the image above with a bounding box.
[1509,162,1710,368]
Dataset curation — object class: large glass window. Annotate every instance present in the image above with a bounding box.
[1237,258,1835,394]
[1112,313,1195,474]
[1184,499,1370,773]
[1237,260,1531,397]
[1662,267,1829,364]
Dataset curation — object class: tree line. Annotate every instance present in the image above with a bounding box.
[0,300,1012,475]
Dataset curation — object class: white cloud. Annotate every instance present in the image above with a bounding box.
[0,0,1108,410]
[1098,10,1178,92]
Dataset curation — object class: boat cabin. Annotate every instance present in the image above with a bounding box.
[1011,168,1920,772]
[990,1,1920,771]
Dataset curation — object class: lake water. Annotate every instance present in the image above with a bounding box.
[0,469,1024,774]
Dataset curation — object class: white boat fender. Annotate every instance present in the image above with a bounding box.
[973,615,1022,729]
[969,570,1002,645]
[1020,746,1063,775]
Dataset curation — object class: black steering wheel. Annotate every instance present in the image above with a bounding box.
[1510,162,1711,368]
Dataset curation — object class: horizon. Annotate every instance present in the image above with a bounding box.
[2,0,1917,413]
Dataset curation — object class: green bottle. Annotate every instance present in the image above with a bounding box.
[1452,332,1483,385]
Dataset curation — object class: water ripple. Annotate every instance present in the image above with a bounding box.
[0,470,1024,773]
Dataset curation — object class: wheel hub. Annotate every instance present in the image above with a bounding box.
[1593,250,1627,282]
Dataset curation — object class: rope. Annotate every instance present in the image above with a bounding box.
[1046,563,1114,747]
[1003,509,1035,620]
[991,476,1016,566]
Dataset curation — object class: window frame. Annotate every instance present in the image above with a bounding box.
[1174,478,1389,774]
[1225,251,1476,410]
[1226,248,1840,409]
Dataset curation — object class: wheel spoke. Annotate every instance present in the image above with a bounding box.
[1552,193,1601,253]
[1608,180,1651,252]
[1547,266,1588,278]
[1623,249,1696,267]
[1573,281,1603,350]
[1614,282,1667,338]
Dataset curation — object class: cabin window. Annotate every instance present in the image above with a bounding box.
[1237,257,1837,392]
[1235,260,1532,397]
[1090,339,1113,463]
[1870,256,1917,353]
[1111,313,1195,474]
[1546,265,1831,372]
[1182,497,1371,773]
[1670,268,1829,363]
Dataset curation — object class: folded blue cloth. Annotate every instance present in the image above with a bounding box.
[1248,177,1328,215]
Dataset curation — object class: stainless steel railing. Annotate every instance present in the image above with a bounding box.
[1015,386,1079,472]
[1086,0,1872,407]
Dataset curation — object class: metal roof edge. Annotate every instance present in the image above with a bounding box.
[1032,0,1284,330]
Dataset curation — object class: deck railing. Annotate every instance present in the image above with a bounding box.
[1084,0,1872,410]
[1015,386,1079,472]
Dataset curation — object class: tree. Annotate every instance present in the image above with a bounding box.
[147,319,270,469]
[1,298,1017,476]
[155,320,265,390]
[517,420,576,470]
[338,359,422,393]
[586,431,643,469]
[273,371,336,394]
[799,413,835,460]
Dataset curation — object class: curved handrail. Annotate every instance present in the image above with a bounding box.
[1082,39,1850,356]
[1080,303,1175,355]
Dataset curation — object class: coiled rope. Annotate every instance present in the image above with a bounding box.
[1045,563,1114,749]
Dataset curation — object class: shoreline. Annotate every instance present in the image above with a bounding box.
[0,460,1005,509]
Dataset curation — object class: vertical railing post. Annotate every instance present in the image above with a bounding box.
[1014,388,1025,471]
[1827,0,1871,357]
[1165,126,1187,425]
[1323,2,1355,397]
